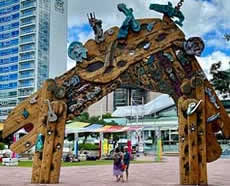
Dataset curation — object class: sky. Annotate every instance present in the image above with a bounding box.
[67,0,230,79]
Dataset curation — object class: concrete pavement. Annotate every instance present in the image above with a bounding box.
[0,157,229,185]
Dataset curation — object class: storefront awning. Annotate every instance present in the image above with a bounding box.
[65,121,90,133]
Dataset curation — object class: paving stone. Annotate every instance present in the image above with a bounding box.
[0,157,229,185]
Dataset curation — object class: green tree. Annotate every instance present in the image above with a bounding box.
[210,35,230,98]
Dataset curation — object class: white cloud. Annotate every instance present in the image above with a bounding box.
[68,0,229,37]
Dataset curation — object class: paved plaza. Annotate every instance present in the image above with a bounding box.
[0,157,229,186]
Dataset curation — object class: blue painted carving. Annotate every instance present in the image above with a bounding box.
[35,133,44,152]
[22,108,29,119]
[87,12,104,43]
[68,41,88,63]
[147,22,156,32]
[149,2,184,27]
[147,55,155,65]
[163,53,174,62]
[117,3,141,40]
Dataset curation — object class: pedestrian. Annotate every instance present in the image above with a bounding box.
[123,146,131,181]
[113,147,124,182]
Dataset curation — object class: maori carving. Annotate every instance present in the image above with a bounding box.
[63,75,80,87]
[147,22,156,32]
[46,100,58,122]
[207,112,221,123]
[2,5,230,185]
[68,41,88,63]
[117,3,141,40]
[187,100,202,115]
[35,133,44,152]
[30,95,38,105]
[205,87,220,109]
[22,108,29,119]
[88,13,104,43]
[149,2,184,26]
[184,37,205,56]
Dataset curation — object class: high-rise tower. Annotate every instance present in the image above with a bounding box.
[0,0,67,122]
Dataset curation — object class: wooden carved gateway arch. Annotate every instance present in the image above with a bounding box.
[2,3,230,185]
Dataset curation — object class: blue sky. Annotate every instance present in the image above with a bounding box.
[67,0,230,74]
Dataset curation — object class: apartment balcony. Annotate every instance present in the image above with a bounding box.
[19,47,35,53]
[18,74,34,80]
[19,64,35,71]
[20,38,35,45]
[20,29,36,36]
[20,20,36,27]
[18,83,34,88]
[20,11,36,19]
[18,92,32,97]
[19,56,35,62]
[21,2,36,10]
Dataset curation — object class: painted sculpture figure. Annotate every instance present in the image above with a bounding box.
[2,2,230,185]
[149,2,185,26]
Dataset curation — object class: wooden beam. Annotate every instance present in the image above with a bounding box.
[178,96,189,185]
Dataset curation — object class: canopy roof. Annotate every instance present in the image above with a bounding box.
[65,123,143,134]
[112,94,175,117]
[65,121,90,133]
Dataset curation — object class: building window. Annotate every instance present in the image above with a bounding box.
[20,17,35,26]
[0,0,19,8]
[18,88,34,97]
[0,82,17,90]
[0,47,18,56]
[19,70,34,79]
[0,39,18,48]
[19,61,34,70]
[0,56,18,65]
[21,8,35,18]
[0,64,18,73]
[0,30,19,40]
[0,4,20,16]
[0,22,19,32]
[21,0,36,9]
[0,73,17,81]
[19,79,34,87]
[20,34,34,43]
[0,13,19,23]
[20,51,34,61]
[20,43,34,52]
[20,25,35,35]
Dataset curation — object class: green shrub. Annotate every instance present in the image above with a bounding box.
[79,143,99,150]
[0,142,5,150]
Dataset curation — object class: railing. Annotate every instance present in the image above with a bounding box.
[20,38,35,44]
[18,92,33,97]
[20,20,36,26]
[19,65,35,70]
[18,83,34,88]
[21,2,36,9]
[19,74,34,79]
[19,55,35,61]
[20,11,36,18]
[20,29,35,35]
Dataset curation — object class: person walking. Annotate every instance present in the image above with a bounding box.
[113,147,124,182]
[123,146,131,181]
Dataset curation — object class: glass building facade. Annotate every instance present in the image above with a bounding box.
[0,0,67,122]
[113,86,146,110]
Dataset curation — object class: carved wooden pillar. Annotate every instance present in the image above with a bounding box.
[178,83,207,185]
[31,80,67,184]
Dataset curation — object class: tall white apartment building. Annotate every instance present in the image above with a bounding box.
[0,0,67,122]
